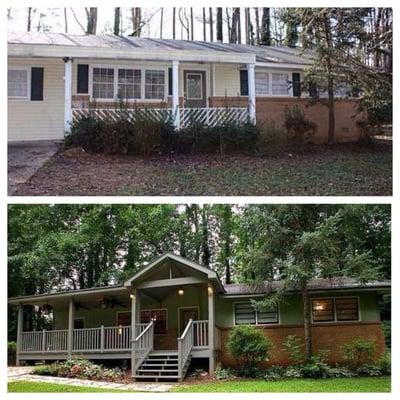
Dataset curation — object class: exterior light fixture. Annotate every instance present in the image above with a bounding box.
[118,325,123,335]
[178,288,184,296]
[208,285,213,295]
[129,293,135,299]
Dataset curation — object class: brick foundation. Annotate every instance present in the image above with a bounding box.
[217,322,385,367]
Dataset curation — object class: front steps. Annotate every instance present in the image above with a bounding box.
[134,351,187,382]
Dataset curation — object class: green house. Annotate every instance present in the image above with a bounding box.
[8,253,390,381]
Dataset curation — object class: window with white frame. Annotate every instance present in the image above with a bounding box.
[92,67,114,99]
[117,69,141,99]
[271,73,289,95]
[234,302,279,325]
[145,70,165,99]
[8,69,29,98]
[255,71,270,95]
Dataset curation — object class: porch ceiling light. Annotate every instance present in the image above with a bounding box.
[178,288,184,296]
[208,285,213,295]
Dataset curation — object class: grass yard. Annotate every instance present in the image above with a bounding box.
[173,376,391,393]
[8,380,132,393]
[13,142,392,196]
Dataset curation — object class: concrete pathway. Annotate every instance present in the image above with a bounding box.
[8,367,174,392]
[8,141,60,195]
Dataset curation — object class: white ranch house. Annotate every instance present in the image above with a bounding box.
[7,32,318,143]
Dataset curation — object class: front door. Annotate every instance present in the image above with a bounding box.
[184,70,207,108]
[179,307,199,335]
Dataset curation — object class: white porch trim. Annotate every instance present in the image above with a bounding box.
[172,60,180,129]
[247,63,256,124]
[63,57,73,133]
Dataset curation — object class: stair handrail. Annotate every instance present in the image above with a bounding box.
[177,318,194,379]
[131,320,154,375]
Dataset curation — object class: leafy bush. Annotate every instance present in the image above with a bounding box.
[264,365,286,381]
[341,337,376,370]
[283,105,317,144]
[381,320,391,349]
[227,325,273,377]
[301,351,332,379]
[8,341,16,366]
[214,364,236,380]
[283,335,304,365]
[376,349,391,375]
[257,119,287,152]
[32,358,124,381]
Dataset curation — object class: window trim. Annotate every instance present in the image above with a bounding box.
[89,64,168,102]
[8,66,30,100]
[140,308,168,333]
[233,301,280,326]
[311,296,361,324]
[73,317,85,329]
[177,306,200,334]
[239,68,293,98]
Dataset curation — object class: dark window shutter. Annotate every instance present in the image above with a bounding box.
[31,67,44,101]
[168,67,173,96]
[292,72,301,97]
[240,70,248,96]
[77,64,89,94]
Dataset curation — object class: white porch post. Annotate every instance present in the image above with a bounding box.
[172,60,180,129]
[67,297,74,357]
[208,285,215,375]
[16,305,23,366]
[247,63,256,124]
[130,289,136,377]
[63,57,73,133]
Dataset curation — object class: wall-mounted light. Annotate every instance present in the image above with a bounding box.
[208,285,213,295]
[129,293,135,299]
[178,288,184,296]
[118,325,123,335]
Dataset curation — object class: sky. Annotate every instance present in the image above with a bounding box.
[7,7,257,42]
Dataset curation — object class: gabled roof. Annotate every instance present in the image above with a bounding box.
[8,32,312,67]
[124,252,224,292]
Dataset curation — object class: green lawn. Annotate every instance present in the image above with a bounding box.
[8,380,133,393]
[14,143,392,196]
[173,377,391,393]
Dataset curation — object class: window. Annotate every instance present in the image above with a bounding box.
[255,71,269,95]
[118,69,141,99]
[92,67,114,99]
[335,297,359,321]
[186,73,202,100]
[8,68,29,98]
[140,309,167,334]
[145,70,165,99]
[272,73,289,95]
[117,311,131,326]
[312,297,359,323]
[234,303,279,325]
[312,299,334,322]
[74,318,85,329]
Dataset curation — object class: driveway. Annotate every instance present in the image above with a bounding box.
[8,141,60,195]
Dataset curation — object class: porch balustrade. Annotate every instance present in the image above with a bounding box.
[132,320,154,374]
[178,318,194,379]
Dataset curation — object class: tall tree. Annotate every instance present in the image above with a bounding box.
[216,8,223,42]
[190,8,194,40]
[178,8,190,40]
[63,8,68,33]
[113,7,121,36]
[131,8,142,37]
[85,7,97,35]
[230,8,241,43]
[27,7,33,32]
[209,8,214,42]
[172,7,176,39]
[254,8,260,44]
[260,8,271,45]
[160,8,164,38]
[202,8,207,41]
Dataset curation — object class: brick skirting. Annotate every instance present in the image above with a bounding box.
[217,321,385,367]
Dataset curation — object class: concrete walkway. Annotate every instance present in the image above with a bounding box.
[8,367,175,392]
[8,141,60,195]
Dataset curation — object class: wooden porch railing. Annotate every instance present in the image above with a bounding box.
[177,318,194,379]
[20,330,68,353]
[192,320,208,348]
[131,321,154,375]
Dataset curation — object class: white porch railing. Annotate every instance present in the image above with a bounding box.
[20,330,68,353]
[177,318,194,379]
[192,320,209,348]
[132,321,154,374]
[71,107,249,129]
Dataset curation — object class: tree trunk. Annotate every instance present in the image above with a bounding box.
[160,8,163,39]
[237,8,242,44]
[230,8,240,43]
[302,287,313,362]
[245,8,249,44]
[86,8,97,35]
[216,8,223,42]
[64,8,68,33]
[201,206,210,268]
[114,7,121,36]
[254,8,260,44]
[226,8,232,42]
[172,8,176,39]
[190,8,194,40]
[323,12,335,145]
[202,8,207,41]
[260,8,271,45]
[209,8,214,42]
[27,7,32,32]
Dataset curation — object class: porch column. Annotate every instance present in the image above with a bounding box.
[63,57,73,134]
[130,289,136,377]
[67,297,75,356]
[247,63,256,124]
[16,305,23,366]
[208,285,215,375]
[172,60,180,129]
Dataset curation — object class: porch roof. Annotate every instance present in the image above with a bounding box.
[8,32,312,67]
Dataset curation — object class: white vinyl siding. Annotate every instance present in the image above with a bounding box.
[8,57,64,142]
[234,302,279,325]
[8,68,29,98]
